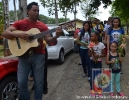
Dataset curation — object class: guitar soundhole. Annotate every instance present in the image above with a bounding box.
[28,36,34,42]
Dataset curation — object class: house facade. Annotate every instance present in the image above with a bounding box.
[58,19,84,31]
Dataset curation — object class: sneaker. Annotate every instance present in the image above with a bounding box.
[78,62,82,65]
[110,92,115,97]
[90,90,95,97]
[82,74,87,78]
[82,75,86,78]
[31,85,34,90]
[43,88,48,94]
[87,77,90,81]
[117,92,124,96]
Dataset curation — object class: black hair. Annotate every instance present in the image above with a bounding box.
[104,20,107,24]
[27,2,38,10]
[108,17,113,21]
[100,21,104,27]
[88,20,93,29]
[91,30,100,41]
[111,17,121,28]
[110,41,118,47]
[94,18,97,20]
[80,21,91,38]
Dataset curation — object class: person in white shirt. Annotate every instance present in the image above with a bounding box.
[89,31,106,96]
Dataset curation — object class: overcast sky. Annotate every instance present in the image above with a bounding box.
[6,0,111,21]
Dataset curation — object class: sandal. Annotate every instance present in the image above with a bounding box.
[117,92,124,96]
[97,91,102,97]
[90,90,95,97]
[110,92,115,97]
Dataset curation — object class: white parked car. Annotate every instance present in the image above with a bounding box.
[46,26,74,64]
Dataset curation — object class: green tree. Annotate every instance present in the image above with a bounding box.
[58,17,70,23]
[9,10,20,21]
[40,0,112,24]
[59,0,112,13]
[39,14,70,24]
[111,0,129,34]
[40,0,59,25]
[80,0,102,19]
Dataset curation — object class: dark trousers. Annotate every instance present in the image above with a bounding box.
[31,48,48,91]
[79,48,91,77]
[44,48,48,90]
[90,60,102,90]
[99,36,102,42]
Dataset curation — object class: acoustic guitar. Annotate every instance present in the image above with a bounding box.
[8,28,56,56]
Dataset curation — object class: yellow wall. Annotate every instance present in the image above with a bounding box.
[76,21,83,29]
[59,20,83,31]
[67,21,83,31]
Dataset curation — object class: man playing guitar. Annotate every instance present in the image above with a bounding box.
[3,2,62,100]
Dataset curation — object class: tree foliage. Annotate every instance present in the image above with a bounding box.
[9,10,70,24]
[89,0,112,11]
[111,0,129,34]
[39,14,70,24]
[111,0,129,19]
[40,0,112,15]
[80,0,102,19]
[60,0,112,13]
[10,10,21,21]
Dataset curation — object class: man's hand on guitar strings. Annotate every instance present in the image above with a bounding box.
[16,32,30,40]
[55,27,62,38]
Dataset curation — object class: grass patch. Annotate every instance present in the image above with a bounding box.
[0,45,4,57]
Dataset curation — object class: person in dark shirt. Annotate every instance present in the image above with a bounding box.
[106,41,124,97]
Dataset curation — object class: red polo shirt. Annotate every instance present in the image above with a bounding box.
[12,19,49,54]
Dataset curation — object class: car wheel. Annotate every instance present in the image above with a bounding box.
[57,49,64,64]
[0,76,20,100]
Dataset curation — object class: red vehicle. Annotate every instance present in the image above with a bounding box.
[0,56,19,100]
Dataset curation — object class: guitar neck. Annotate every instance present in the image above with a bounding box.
[34,28,56,39]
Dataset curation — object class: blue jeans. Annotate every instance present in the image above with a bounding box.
[30,68,33,77]
[18,53,45,100]
[79,48,91,77]
[111,72,121,92]
[90,60,102,90]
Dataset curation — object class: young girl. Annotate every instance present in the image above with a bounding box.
[107,17,125,74]
[89,31,106,96]
[107,17,125,53]
[106,41,124,97]
[76,21,91,80]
